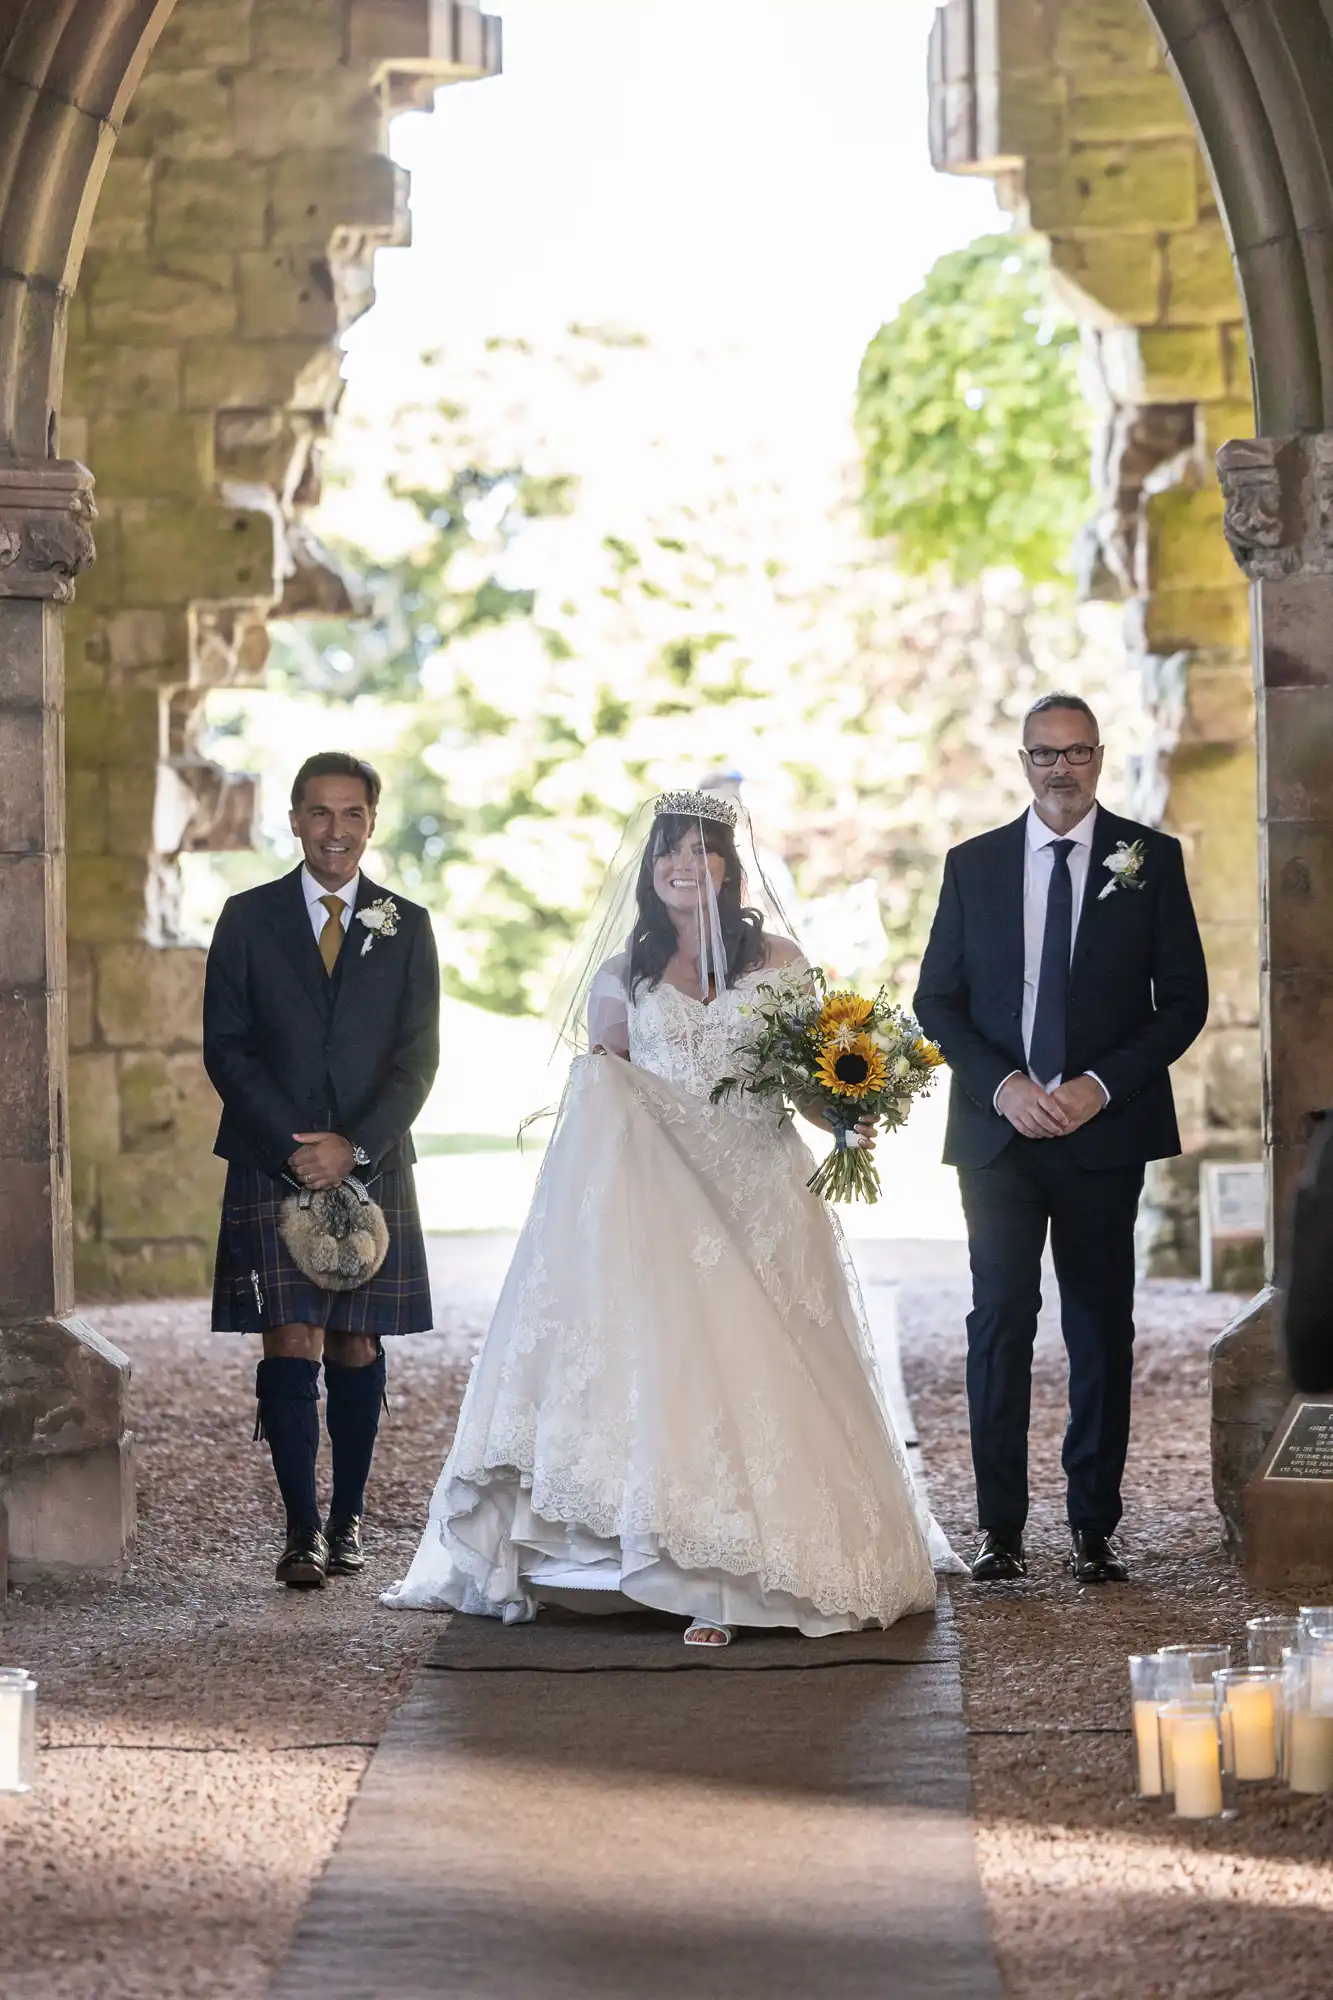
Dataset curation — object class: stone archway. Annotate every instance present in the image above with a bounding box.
[0,1,178,1575]
[928,0,1333,1542]
[3,0,1332,1576]
[0,0,502,1577]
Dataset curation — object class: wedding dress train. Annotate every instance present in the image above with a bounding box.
[383,968,953,1634]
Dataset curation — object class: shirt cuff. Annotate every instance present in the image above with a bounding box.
[992,1070,1022,1113]
[1084,1071,1110,1107]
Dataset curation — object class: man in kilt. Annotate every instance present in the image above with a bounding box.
[204,752,440,1588]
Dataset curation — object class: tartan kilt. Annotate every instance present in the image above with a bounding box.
[211,1163,433,1336]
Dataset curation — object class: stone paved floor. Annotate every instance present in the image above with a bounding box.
[0,1239,1330,1997]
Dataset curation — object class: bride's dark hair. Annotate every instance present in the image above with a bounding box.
[629,812,766,997]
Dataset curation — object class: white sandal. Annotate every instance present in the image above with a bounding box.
[684,1618,733,1648]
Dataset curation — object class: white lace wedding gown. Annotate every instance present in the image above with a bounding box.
[383,963,949,1634]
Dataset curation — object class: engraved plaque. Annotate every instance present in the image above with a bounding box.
[1246,1396,1333,1588]
[1265,1403,1333,1482]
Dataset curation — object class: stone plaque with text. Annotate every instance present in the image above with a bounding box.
[1245,1397,1333,1588]
[1265,1404,1333,1481]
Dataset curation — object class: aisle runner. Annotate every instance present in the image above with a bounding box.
[268,1595,1000,2000]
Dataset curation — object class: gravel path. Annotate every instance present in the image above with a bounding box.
[1,1242,1330,1998]
[0,1250,500,2000]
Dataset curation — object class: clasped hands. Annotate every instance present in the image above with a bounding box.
[289,1131,356,1191]
[996,1073,1104,1141]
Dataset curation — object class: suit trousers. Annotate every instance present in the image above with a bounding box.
[957,1136,1144,1538]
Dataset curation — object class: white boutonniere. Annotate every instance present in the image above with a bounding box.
[1098,839,1147,901]
[355,896,400,955]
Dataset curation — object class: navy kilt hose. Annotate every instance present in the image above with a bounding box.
[211,1164,433,1337]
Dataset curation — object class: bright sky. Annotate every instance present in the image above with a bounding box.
[349,0,1001,414]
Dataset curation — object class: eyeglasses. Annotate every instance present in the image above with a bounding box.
[1024,743,1099,768]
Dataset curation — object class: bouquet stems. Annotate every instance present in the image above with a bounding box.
[807,1122,883,1204]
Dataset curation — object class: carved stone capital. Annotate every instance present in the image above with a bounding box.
[0,459,97,604]
[1217,434,1333,582]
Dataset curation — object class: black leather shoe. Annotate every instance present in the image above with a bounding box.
[276,1525,329,1589]
[325,1515,365,1576]
[1067,1530,1129,1584]
[970,1530,1027,1581]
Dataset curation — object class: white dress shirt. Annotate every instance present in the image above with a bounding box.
[302,865,359,944]
[993,804,1108,1107]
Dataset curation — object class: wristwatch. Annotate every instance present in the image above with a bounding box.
[351,1144,371,1168]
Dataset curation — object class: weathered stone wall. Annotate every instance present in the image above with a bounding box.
[62,0,499,1298]
[929,0,1260,1277]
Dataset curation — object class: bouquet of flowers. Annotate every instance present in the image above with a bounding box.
[710,968,946,1203]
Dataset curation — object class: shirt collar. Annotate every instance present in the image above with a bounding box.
[301,864,359,911]
[1025,802,1098,853]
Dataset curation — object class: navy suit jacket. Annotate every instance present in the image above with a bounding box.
[203,867,440,1176]
[913,807,1208,1170]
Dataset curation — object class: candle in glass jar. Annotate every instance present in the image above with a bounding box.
[0,1670,34,1794]
[1134,1700,1163,1795]
[1170,1710,1224,1818]
[1129,1654,1178,1798]
[1158,1697,1212,1793]
[1227,1679,1279,1780]
[0,1702,19,1791]
[1287,1711,1333,1793]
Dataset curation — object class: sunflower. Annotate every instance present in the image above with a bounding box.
[815,1032,888,1101]
[819,991,874,1036]
[914,1036,946,1069]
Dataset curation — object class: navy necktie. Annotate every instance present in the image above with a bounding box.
[1028,838,1074,1088]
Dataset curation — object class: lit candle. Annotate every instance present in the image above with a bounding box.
[1129,1654,1175,1798]
[1287,1712,1333,1793]
[1157,1697,1212,1794]
[1134,1700,1163,1796]
[1229,1680,1279,1779]
[1170,1710,1224,1818]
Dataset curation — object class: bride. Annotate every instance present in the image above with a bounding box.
[383,788,954,1645]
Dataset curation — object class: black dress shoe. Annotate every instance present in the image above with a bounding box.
[1067,1530,1129,1584]
[970,1530,1027,1581]
[276,1525,329,1589]
[325,1515,365,1576]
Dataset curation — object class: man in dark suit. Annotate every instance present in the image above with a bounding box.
[204,751,440,1589]
[914,695,1208,1584]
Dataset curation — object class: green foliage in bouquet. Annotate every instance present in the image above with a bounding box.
[709,968,946,1203]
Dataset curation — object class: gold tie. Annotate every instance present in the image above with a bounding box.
[318,892,346,975]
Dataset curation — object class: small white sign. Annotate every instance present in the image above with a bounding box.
[1201,1162,1266,1238]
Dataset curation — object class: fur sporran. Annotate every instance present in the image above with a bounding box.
[279,1176,390,1291]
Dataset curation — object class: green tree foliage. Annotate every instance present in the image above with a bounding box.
[210,323,1135,1018]
[269,466,571,704]
[266,460,580,1014]
[855,233,1091,583]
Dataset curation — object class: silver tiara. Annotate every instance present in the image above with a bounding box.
[653,788,738,828]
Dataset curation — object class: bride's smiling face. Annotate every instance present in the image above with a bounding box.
[652,828,725,918]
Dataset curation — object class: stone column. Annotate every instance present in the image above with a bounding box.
[0,457,136,1576]
[1210,435,1333,1540]
[925,0,1263,1281]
